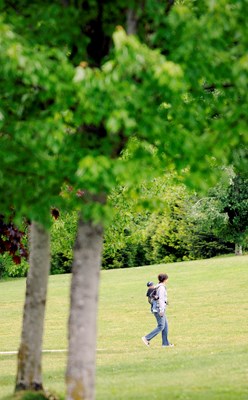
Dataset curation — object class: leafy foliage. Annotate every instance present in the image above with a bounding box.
[185,170,248,257]
[50,211,77,274]
[158,0,248,178]
[102,170,247,269]
[102,174,190,268]
[0,215,28,265]
[0,18,75,225]
[218,174,248,246]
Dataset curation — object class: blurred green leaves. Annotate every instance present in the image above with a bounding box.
[1,1,247,226]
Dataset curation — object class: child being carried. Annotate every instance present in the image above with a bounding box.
[146,281,159,313]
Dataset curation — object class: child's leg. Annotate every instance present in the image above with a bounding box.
[152,299,158,312]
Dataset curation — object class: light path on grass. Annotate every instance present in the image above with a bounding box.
[0,349,67,355]
[0,349,105,355]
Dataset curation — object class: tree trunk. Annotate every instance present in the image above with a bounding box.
[66,217,103,400]
[126,8,138,35]
[235,243,243,255]
[15,222,50,391]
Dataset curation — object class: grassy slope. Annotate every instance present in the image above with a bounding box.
[0,255,248,399]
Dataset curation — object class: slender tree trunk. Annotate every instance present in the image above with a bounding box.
[66,217,103,400]
[15,222,50,391]
[235,243,242,255]
[126,8,138,35]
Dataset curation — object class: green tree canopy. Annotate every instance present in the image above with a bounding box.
[1,0,248,228]
[219,174,248,250]
[0,19,75,224]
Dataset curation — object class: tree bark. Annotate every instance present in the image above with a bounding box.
[15,222,50,391]
[126,8,138,35]
[66,217,103,400]
[235,243,243,255]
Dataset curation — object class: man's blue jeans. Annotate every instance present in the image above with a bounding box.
[145,312,169,346]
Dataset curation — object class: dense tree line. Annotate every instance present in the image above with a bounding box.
[1,171,247,278]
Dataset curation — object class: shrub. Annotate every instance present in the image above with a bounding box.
[50,251,72,275]
[50,211,77,275]
[0,254,28,278]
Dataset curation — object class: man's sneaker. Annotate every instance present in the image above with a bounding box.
[141,336,150,347]
[162,343,174,347]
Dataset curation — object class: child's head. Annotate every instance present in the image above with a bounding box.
[147,281,154,288]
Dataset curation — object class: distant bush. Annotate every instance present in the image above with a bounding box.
[186,232,235,259]
[1,175,246,278]
[50,211,77,275]
[0,256,6,278]
[7,259,29,277]
[50,251,72,275]
[0,254,28,278]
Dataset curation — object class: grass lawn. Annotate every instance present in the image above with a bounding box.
[0,255,248,399]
